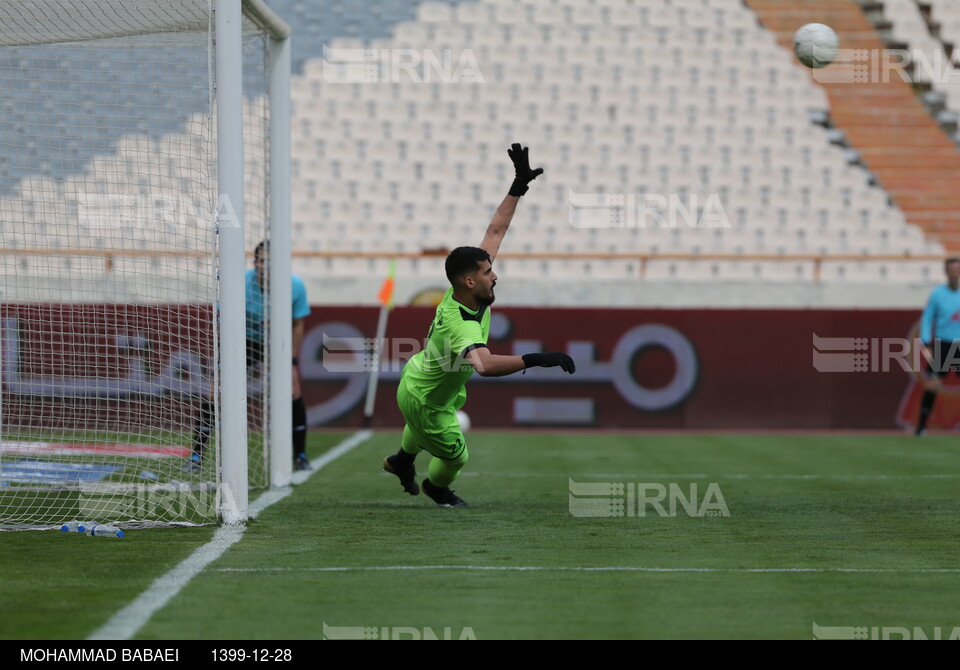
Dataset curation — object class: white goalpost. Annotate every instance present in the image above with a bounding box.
[0,0,291,528]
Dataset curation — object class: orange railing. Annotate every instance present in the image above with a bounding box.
[0,248,948,282]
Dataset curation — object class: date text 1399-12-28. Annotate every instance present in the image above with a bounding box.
[211,649,293,662]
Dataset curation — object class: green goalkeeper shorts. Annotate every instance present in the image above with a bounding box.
[397,379,466,462]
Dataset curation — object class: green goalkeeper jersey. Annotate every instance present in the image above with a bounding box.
[401,287,491,409]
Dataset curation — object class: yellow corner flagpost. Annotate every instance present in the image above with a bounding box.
[363,259,395,428]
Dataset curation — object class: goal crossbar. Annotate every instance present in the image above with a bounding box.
[0,0,289,47]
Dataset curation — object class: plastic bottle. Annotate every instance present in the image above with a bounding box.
[86,524,124,538]
[60,521,88,533]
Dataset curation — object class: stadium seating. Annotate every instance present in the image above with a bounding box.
[288,1,937,275]
[0,0,949,293]
[925,0,960,112]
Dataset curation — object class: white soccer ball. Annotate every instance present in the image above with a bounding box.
[456,410,471,432]
[793,23,839,69]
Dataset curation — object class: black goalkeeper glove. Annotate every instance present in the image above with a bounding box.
[507,143,544,197]
[522,352,576,374]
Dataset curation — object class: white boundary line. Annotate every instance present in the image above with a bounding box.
[87,430,372,641]
[211,565,960,574]
[458,472,960,480]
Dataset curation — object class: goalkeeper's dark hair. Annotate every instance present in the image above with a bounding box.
[946,257,960,268]
[445,246,491,284]
[254,239,268,262]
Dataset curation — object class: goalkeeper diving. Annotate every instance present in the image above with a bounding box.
[383,143,576,507]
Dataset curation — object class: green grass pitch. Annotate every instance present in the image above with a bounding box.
[2,431,959,640]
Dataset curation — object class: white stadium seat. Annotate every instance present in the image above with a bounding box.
[1,0,934,296]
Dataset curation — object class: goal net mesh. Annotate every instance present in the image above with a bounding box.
[0,0,273,528]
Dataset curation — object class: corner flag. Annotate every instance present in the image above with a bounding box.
[364,259,396,426]
[377,258,396,309]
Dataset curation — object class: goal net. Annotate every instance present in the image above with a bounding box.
[0,0,291,528]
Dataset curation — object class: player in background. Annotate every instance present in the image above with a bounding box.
[382,144,576,507]
[187,240,312,471]
[915,257,960,436]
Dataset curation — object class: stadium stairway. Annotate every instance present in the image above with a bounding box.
[745,0,960,249]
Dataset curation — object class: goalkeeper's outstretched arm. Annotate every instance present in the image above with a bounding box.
[480,143,543,262]
[466,347,575,378]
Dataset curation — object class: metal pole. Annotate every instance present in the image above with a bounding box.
[362,305,390,427]
[216,0,248,524]
[268,33,293,487]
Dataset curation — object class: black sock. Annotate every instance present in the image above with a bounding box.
[918,390,937,430]
[394,448,415,466]
[293,396,307,458]
[192,398,213,458]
